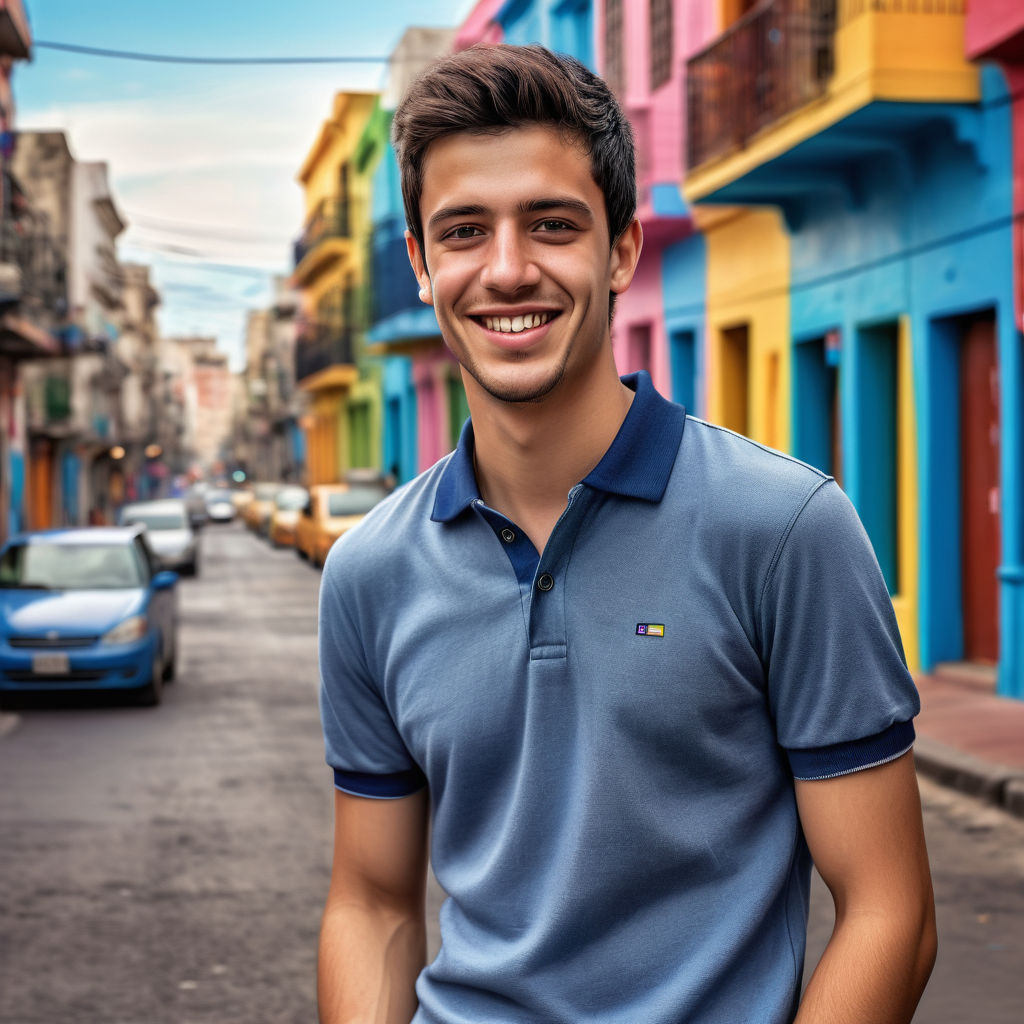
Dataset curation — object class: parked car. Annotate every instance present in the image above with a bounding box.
[268,485,311,548]
[119,498,200,576]
[204,488,236,523]
[0,526,179,706]
[242,482,282,535]
[184,484,209,531]
[295,482,389,567]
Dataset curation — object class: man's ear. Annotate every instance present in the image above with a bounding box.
[609,219,643,295]
[405,230,433,305]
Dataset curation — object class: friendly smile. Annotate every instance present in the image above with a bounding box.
[477,312,554,334]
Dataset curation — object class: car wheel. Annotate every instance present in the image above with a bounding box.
[162,641,177,682]
[137,652,163,706]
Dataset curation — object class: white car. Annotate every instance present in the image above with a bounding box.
[119,499,199,577]
[204,488,236,523]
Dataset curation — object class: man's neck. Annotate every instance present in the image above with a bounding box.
[469,362,635,554]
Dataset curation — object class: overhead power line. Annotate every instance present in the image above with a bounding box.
[35,40,392,65]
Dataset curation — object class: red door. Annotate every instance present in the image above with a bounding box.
[959,317,1000,663]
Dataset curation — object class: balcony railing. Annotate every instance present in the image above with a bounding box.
[686,0,837,170]
[839,0,963,26]
[0,216,68,313]
[293,198,351,268]
[295,319,355,383]
[371,220,421,325]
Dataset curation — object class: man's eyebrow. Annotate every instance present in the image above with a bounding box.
[426,197,595,233]
[427,205,487,232]
[519,197,594,219]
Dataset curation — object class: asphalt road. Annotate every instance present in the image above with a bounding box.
[0,522,1022,1023]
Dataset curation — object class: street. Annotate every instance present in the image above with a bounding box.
[1,523,1022,1023]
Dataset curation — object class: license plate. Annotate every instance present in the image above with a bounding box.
[32,653,70,675]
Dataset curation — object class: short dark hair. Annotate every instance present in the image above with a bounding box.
[392,44,636,253]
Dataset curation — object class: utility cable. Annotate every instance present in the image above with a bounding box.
[34,40,395,65]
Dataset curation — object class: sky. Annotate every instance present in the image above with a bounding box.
[14,0,477,369]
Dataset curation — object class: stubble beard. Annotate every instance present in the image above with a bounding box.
[457,345,574,405]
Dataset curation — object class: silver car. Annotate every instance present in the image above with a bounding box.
[119,499,199,577]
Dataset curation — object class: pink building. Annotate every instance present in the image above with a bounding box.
[966,0,1024,331]
[596,1,714,404]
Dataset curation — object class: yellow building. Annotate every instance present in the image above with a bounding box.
[293,91,378,485]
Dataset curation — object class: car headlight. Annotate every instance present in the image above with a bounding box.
[101,616,148,645]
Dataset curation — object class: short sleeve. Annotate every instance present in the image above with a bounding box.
[318,543,426,799]
[759,479,920,780]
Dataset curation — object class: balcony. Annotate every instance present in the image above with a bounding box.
[0,215,67,312]
[0,0,31,59]
[687,0,835,171]
[295,319,357,388]
[292,199,352,285]
[685,0,976,204]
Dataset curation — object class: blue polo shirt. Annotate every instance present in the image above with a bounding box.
[319,371,919,1024]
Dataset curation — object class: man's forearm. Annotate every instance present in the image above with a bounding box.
[317,900,426,1024]
[794,906,936,1023]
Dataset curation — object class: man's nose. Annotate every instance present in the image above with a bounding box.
[479,224,541,293]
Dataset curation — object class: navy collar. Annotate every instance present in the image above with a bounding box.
[431,371,686,523]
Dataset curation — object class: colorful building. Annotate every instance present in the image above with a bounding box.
[684,0,1023,699]
[596,0,701,406]
[293,91,377,485]
[368,26,468,479]
[964,0,1024,700]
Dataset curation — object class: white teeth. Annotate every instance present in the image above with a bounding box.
[482,313,551,333]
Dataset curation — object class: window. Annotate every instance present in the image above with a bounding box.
[650,0,673,90]
[604,0,624,96]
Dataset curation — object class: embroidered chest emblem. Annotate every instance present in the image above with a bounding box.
[635,623,665,637]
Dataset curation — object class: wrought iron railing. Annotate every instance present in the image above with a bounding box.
[295,319,355,382]
[293,198,351,268]
[0,216,68,313]
[371,220,421,325]
[686,0,837,170]
[838,0,964,26]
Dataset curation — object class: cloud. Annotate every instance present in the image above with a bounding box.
[18,68,370,371]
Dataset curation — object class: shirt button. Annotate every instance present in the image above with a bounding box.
[536,573,554,592]
[500,528,516,543]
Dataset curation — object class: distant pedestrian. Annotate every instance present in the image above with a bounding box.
[317,43,936,1024]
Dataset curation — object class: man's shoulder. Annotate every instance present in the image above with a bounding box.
[678,415,831,523]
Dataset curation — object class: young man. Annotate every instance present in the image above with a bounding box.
[318,44,936,1024]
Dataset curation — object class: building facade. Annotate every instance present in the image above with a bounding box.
[293,91,377,485]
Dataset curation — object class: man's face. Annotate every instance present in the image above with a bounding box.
[407,124,640,405]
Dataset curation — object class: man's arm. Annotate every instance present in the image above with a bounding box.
[794,750,937,1024]
[318,787,429,1024]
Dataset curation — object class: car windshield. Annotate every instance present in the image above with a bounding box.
[276,487,309,511]
[123,511,187,531]
[206,490,233,504]
[0,542,146,590]
[328,487,386,517]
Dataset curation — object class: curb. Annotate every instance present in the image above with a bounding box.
[914,736,1024,819]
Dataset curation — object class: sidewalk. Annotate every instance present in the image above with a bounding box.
[913,664,1024,818]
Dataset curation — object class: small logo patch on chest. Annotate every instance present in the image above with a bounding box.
[635,623,665,637]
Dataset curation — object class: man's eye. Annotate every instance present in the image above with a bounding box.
[538,219,572,231]
[445,225,481,240]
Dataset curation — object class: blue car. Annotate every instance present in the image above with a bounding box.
[0,526,179,706]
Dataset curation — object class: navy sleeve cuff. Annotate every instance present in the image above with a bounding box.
[332,766,427,799]
[787,719,916,781]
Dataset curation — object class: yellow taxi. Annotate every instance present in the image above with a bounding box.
[242,482,283,535]
[268,485,311,548]
[295,482,389,567]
